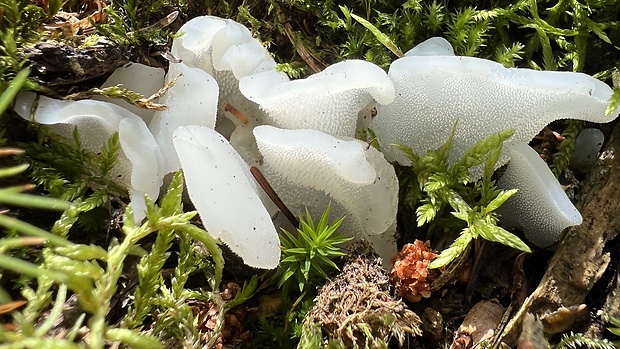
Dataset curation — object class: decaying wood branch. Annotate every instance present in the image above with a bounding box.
[24,43,135,87]
[500,121,620,346]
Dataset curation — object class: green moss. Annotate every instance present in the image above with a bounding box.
[208,0,618,78]
[0,0,43,96]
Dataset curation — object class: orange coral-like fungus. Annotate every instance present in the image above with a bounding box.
[390,240,438,303]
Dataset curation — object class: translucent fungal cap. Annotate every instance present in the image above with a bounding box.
[571,128,605,172]
[171,15,287,96]
[240,60,395,138]
[373,40,620,178]
[170,15,227,73]
[173,125,280,269]
[210,19,278,79]
[496,142,582,247]
[405,37,455,57]
[171,15,289,162]
[14,91,165,221]
[253,125,398,260]
[149,62,219,174]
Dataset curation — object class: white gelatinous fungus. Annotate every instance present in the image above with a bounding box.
[171,15,279,79]
[405,37,455,57]
[173,125,280,269]
[571,128,605,173]
[118,117,166,218]
[171,15,287,163]
[170,16,227,74]
[240,60,395,138]
[496,142,582,247]
[372,40,620,175]
[148,62,219,173]
[209,19,280,79]
[253,125,398,260]
[14,91,165,220]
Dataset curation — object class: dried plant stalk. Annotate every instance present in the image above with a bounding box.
[303,240,422,348]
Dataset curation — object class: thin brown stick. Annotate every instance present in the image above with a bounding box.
[0,300,27,315]
[223,102,249,124]
[250,166,299,228]
[277,9,326,73]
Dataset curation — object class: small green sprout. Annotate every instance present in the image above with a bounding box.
[608,316,620,337]
[268,203,352,305]
[607,88,620,116]
[556,332,617,349]
[394,123,530,269]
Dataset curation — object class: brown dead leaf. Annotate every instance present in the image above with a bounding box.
[44,0,107,36]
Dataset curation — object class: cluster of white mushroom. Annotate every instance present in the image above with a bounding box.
[14,16,620,269]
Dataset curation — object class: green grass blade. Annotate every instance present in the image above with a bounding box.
[347,9,404,58]
[0,214,72,247]
[0,254,68,282]
[0,192,70,210]
[0,68,29,115]
[0,164,29,178]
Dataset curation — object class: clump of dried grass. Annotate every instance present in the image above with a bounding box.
[301,240,422,348]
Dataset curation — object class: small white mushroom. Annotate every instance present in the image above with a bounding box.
[496,142,582,247]
[172,15,278,79]
[240,60,395,138]
[172,16,287,162]
[149,62,219,173]
[170,15,227,74]
[372,40,620,178]
[405,37,455,57]
[253,125,398,260]
[571,128,605,173]
[14,91,165,221]
[173,125,280,269]
[210,19,278,78]
[118,117,166,218]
